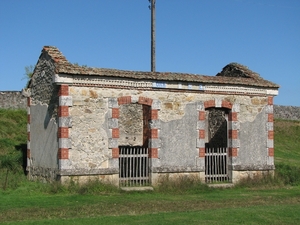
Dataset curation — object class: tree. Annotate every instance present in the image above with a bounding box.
[22,65,34,87]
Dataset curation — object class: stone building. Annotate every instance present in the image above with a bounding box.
[26,46,279,186]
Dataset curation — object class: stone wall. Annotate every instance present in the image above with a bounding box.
[0,91,27,109]
[274,105,300,120]
[1,90,299,121]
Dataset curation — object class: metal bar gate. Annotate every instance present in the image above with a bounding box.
[205,147,229,183]
[119,146,149,187]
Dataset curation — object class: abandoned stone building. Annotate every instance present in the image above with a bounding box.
[26,46,279,186]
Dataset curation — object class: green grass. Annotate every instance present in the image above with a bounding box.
[0,109,300,224]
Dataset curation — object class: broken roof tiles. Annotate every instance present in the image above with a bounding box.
[41,46,279,88]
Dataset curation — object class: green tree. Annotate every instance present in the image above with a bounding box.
[22,65,34,87]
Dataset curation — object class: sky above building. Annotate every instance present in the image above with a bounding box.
[0,0,299,106]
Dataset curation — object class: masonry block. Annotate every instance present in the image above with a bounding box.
[112,108,119,118]
[58,127,69,138]
[59,138,71,148]
[268,148,274,157]
[196,138,205,148]
[108,98,118,108]
[199,129,205,139]
[108,138,118,148]
[229,130,238,139]
[199,111,205,121]
[59,117,72,127]
[112,148,119,158]
[268,96,273,105]
[197,102,204,111]
[229,147,238,157]
[27,114,30,124]
[268,130,274,140]
[58,148,69,159]
[267,139,274,148]
[232,103,240,112]
[265,105,273,114]
[150,129,158,139]
[27,132,30,141]
[222,100,232,109]
[268,113,274,122]
[112,128,120,138]
[27,149,30,158]
[199,148,205,158]
[149,119,161,129]
[27,97,31,106]
[118,96,131,105]
[266,122,273,131]
[229,112,238,121]
[150,109,158,120]
[204,100,215,109]
[58,106,69,117]
[108,118,118,129]
[215,98,222,108]
[138,96,153,106]
[152,99,161,110]
[149,148,158,158]
[59,96,73,106]
[197,121,205,129]
[59,85,69,96]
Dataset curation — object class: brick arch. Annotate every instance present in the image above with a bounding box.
[203,99,232,110]
[117,96,153,106]
[109,95,160,159]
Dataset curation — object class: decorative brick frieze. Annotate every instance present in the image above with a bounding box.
[112,148,119,158]
[58,148,69,159]
[204,100,215,109]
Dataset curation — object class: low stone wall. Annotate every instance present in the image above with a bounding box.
[0,91,27,109]
[274,105,300,120]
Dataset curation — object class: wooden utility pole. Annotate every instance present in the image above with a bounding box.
[150,0,156,72]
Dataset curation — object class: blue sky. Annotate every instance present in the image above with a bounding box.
[0,0,299,106]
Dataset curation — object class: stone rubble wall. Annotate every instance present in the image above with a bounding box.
[274,105,300,120]
[0,91,299,121]
[0,91,27,109]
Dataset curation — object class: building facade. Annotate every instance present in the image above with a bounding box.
[26,46,279,186]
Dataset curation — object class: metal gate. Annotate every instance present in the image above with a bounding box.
[119,146,150,187]
[205,147,229,183]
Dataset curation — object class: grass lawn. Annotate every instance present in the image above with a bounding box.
[0,109,300,224]
[1,185,300,224]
